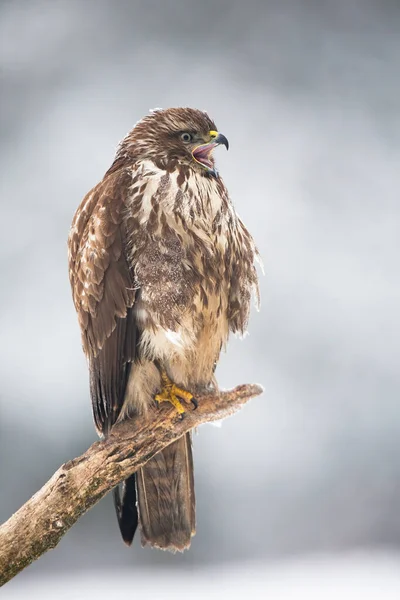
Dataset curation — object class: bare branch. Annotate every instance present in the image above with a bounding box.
[0,384,263,586]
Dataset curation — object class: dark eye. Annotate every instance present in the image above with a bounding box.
[180,132,192,143]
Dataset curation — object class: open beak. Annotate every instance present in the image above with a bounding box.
[192,130,229,175]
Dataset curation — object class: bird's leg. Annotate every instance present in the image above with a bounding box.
[155,370,198,415]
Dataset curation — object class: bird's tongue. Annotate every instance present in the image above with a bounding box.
[192,143,214,168]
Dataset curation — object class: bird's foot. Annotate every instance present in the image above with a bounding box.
[155,371,198,417]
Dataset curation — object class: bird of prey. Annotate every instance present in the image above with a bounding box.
[68,107,259,552]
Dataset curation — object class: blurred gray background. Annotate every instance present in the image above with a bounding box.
[1,0,400,595]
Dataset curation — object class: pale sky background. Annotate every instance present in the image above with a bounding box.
[1,0,400,590]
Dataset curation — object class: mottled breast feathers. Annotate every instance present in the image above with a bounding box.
[68,158,259,435]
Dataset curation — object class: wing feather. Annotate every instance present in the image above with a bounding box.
[228,217,260,334]
[68,168,139,435]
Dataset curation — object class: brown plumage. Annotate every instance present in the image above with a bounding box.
[68,107,259,552]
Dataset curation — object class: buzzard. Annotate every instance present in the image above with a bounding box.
[68,107,259,552]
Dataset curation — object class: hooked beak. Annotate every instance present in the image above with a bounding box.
[192,130,229,176]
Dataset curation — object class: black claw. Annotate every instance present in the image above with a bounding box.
[179,412,185,421]
[191,397,198,410]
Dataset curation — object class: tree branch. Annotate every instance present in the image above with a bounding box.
[0,383,262,586]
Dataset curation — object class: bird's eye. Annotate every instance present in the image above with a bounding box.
[180,132,192,143]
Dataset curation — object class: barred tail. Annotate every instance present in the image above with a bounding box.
[136,433,195,552]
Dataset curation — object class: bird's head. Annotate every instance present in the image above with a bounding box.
[117,107,229,177]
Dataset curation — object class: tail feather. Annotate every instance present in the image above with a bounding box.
[113,474,139,546]
[136,433,195,552]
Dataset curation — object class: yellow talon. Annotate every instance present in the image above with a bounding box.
[155,371,197,415]
[155,390,186,414]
